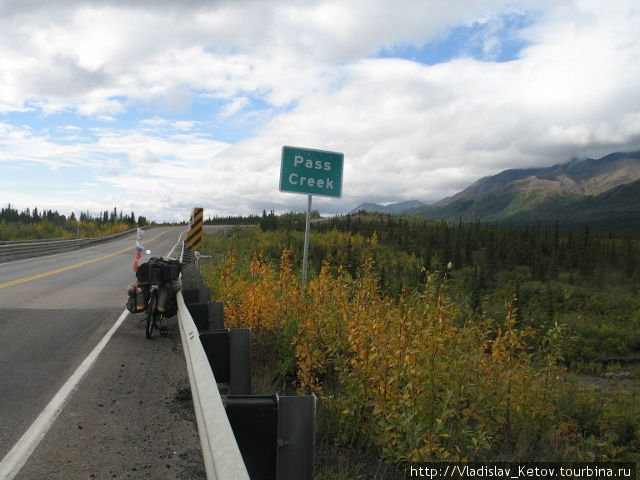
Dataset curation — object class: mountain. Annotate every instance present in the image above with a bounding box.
[407,151,640,230]
[524,178,640,231]
[350,200,425,215]
[434,151,640,207]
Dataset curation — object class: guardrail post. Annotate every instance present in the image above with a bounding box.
[200,329,252,395]
[182,287,211,305]
[181,269,204,290]
[276,395,316,480]
[226,395,278,480]
[200,331,230,382]
[186,301,224,332]
[229,328,252,396]
[226,394,316,480]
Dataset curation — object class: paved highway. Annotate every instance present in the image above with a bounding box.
[0,226,192,477]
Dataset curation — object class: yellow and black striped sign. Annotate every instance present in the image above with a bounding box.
[186,207,203,251]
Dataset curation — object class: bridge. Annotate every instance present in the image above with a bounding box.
[0,224,315,479]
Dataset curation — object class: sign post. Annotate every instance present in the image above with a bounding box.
[280,146,344,290]
[302,194,312,287]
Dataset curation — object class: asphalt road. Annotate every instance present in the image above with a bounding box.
[0,226,206,479]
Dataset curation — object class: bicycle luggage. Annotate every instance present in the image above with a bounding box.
[136,257,182,285]
[136,260,162,285]
[164,294,178,318]
[160,259,181,281]
[126,282,148,313]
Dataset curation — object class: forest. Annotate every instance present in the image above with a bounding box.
[199,212,640,474]
[0,204,149,241]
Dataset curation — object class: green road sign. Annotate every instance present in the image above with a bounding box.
[280,146,343,198]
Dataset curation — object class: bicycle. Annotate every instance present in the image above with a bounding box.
[144,285,166,339]
[135,256,181,339]
[145,285,177,339]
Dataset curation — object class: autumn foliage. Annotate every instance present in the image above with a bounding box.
[200,226,639,463]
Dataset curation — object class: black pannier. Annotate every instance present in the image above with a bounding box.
[136,260,162,285]
[126,282,149,313]
[160,258,181,281]
[164,294,178,318]
[136,257,182,285]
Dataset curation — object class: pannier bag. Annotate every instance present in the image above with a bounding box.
[126,282,148,314]
[136,257,182,285]
[164,294,178,318]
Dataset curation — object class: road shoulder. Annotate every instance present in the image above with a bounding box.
[15,312,206,480]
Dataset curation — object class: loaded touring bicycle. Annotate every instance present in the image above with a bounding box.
[127,257,182,339]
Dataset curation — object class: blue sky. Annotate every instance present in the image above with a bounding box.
[378,12,534,64]
[1,0,639,222]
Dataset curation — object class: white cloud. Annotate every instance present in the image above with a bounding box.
[218,97,250,119]
[0,0,639,220]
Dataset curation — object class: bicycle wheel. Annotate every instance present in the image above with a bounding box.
[145,289,158,339]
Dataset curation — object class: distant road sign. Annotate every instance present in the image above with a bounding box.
[280,146,343,198]
[186,207,203,251]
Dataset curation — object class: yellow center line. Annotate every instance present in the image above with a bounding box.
[0,230,168,290]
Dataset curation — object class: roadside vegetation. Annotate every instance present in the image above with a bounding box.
[0,204,149,241]
[200,213,640,472]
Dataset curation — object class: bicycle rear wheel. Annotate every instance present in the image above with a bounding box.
[145,290,158,339]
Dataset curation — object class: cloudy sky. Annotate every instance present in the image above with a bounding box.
[1,0,639,222]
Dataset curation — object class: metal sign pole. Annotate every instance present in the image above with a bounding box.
[279,146,343,293]
[302,194,312,292]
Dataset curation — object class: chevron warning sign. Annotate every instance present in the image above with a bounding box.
[186,207,203,251]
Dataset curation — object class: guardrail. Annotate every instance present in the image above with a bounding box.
[178,244,251,479]
[0,228,140,263]
[177,291,250,479]
[177,243,316,480]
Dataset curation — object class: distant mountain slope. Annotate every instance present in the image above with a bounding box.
[525,178,640,230]
[408,151,640,230]
[434,152,640,206]
[350,200,425,215]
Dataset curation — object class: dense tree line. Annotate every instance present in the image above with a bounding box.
[243,213,639,363]
[259,209,322,231]
[0,204,149,241]
[205,213,262,226]
[252,211,639,343]
[1,204,148,227]
[304,214,640,285]
[204,210,323,229]
[1,205,69,226]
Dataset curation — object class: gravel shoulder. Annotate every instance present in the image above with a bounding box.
[15,312,206,480]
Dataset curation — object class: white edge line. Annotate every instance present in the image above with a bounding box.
[1,226,182,478]
[167,229,188,259]
[0,309,130,480]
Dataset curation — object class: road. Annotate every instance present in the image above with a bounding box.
[0,226,206,479]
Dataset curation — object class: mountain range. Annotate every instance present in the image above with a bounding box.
[351,152,640,231]
[349,200,426,215]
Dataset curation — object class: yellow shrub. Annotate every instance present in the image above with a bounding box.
[206,246,567,462]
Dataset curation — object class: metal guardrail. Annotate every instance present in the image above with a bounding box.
[178,244,250,480]
[178,240,316,479]
[0,228,140,263]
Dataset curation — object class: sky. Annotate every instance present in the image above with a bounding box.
[1,0,639,222]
